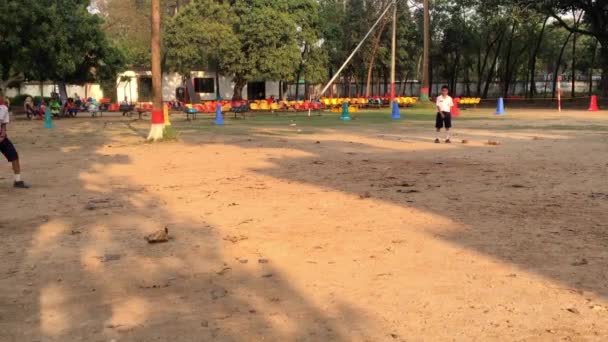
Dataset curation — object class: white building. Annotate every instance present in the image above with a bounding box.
[117,70,281,103]
[3,82,103,100]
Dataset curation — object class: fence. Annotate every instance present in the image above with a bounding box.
[283,79,601,100]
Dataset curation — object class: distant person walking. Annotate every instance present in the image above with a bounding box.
[0,96,29,188]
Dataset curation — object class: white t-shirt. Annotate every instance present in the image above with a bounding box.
[0,104,9,124]
[436,95,454,113]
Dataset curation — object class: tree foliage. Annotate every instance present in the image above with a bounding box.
[0,0,124,93]
[164,0,308,99]
[518,0,608,95]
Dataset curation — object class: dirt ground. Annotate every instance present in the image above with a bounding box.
[1,108,607,342]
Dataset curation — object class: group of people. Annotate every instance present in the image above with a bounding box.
[23,93,103,119]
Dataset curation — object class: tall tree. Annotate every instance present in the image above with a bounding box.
[148,0,164,141]
[0,0,123,95]
[520,0,608,95]
[528,16,549,98]
[420,0,430,100]
[165,0,301,100]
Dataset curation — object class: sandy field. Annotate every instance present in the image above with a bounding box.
[1,108,607,341]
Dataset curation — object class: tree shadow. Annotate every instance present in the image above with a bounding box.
[0,117,375,341]
[173,121,608,302]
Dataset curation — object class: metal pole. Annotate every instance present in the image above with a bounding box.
[390,0,397,102]
[319,2,394,97]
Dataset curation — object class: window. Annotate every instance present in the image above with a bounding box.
[138,76,153,101]
[194,78,215,93]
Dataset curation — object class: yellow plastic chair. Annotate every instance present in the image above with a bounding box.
[250,103,260,110]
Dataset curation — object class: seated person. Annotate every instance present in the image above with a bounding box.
[87,99,100,117]
[24,97,40,119]
[63,98,78,116]
[119,97,132,116]
[38,100,47,118]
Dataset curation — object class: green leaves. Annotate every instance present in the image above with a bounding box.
[164,0,315,84]
[0,0,124,85]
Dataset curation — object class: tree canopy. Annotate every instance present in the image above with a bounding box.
[164,0,306,99]
[0,0,124,93]
[3,0,606,98]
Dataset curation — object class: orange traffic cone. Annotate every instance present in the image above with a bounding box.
[452,98,460,117]
[588,95,600,111]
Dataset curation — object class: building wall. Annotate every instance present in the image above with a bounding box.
[118,70,281,102]
[265,82,280,99]
[117,70,140,103]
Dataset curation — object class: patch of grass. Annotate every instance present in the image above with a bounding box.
[493,124,608,132]
[160,125,180,141]
[169,108,504,138]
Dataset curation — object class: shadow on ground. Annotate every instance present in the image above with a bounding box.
[0,117,367,341]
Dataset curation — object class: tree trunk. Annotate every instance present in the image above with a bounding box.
[571,11,584,98]
[600,43,608,96]
[502,22,517,98]
[571,31,576,98]
[420,0,430,100]
[483,34,504,99]
[346,76,352,97]
[294,70,301,100]
[589,40,598,96]
[552,32,573,98]
[450,52,461,95]
[282,82,288,100]
[148,0,164,141]
[376,70,381,96]
[464,65,471,96]
[383,67,389,97]
[429,56,434,97]
[232,77,247,101]
[365,21,388,98]
[477,33,501,96]
[215,71,221,99]
[529,16,549,98]
[401,72,410,96]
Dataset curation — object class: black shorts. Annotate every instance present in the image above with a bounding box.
[0,138,19,162]
[436,111,452,129]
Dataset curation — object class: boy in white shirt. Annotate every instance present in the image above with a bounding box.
[0,97,29,188]
[435,85,454,143]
